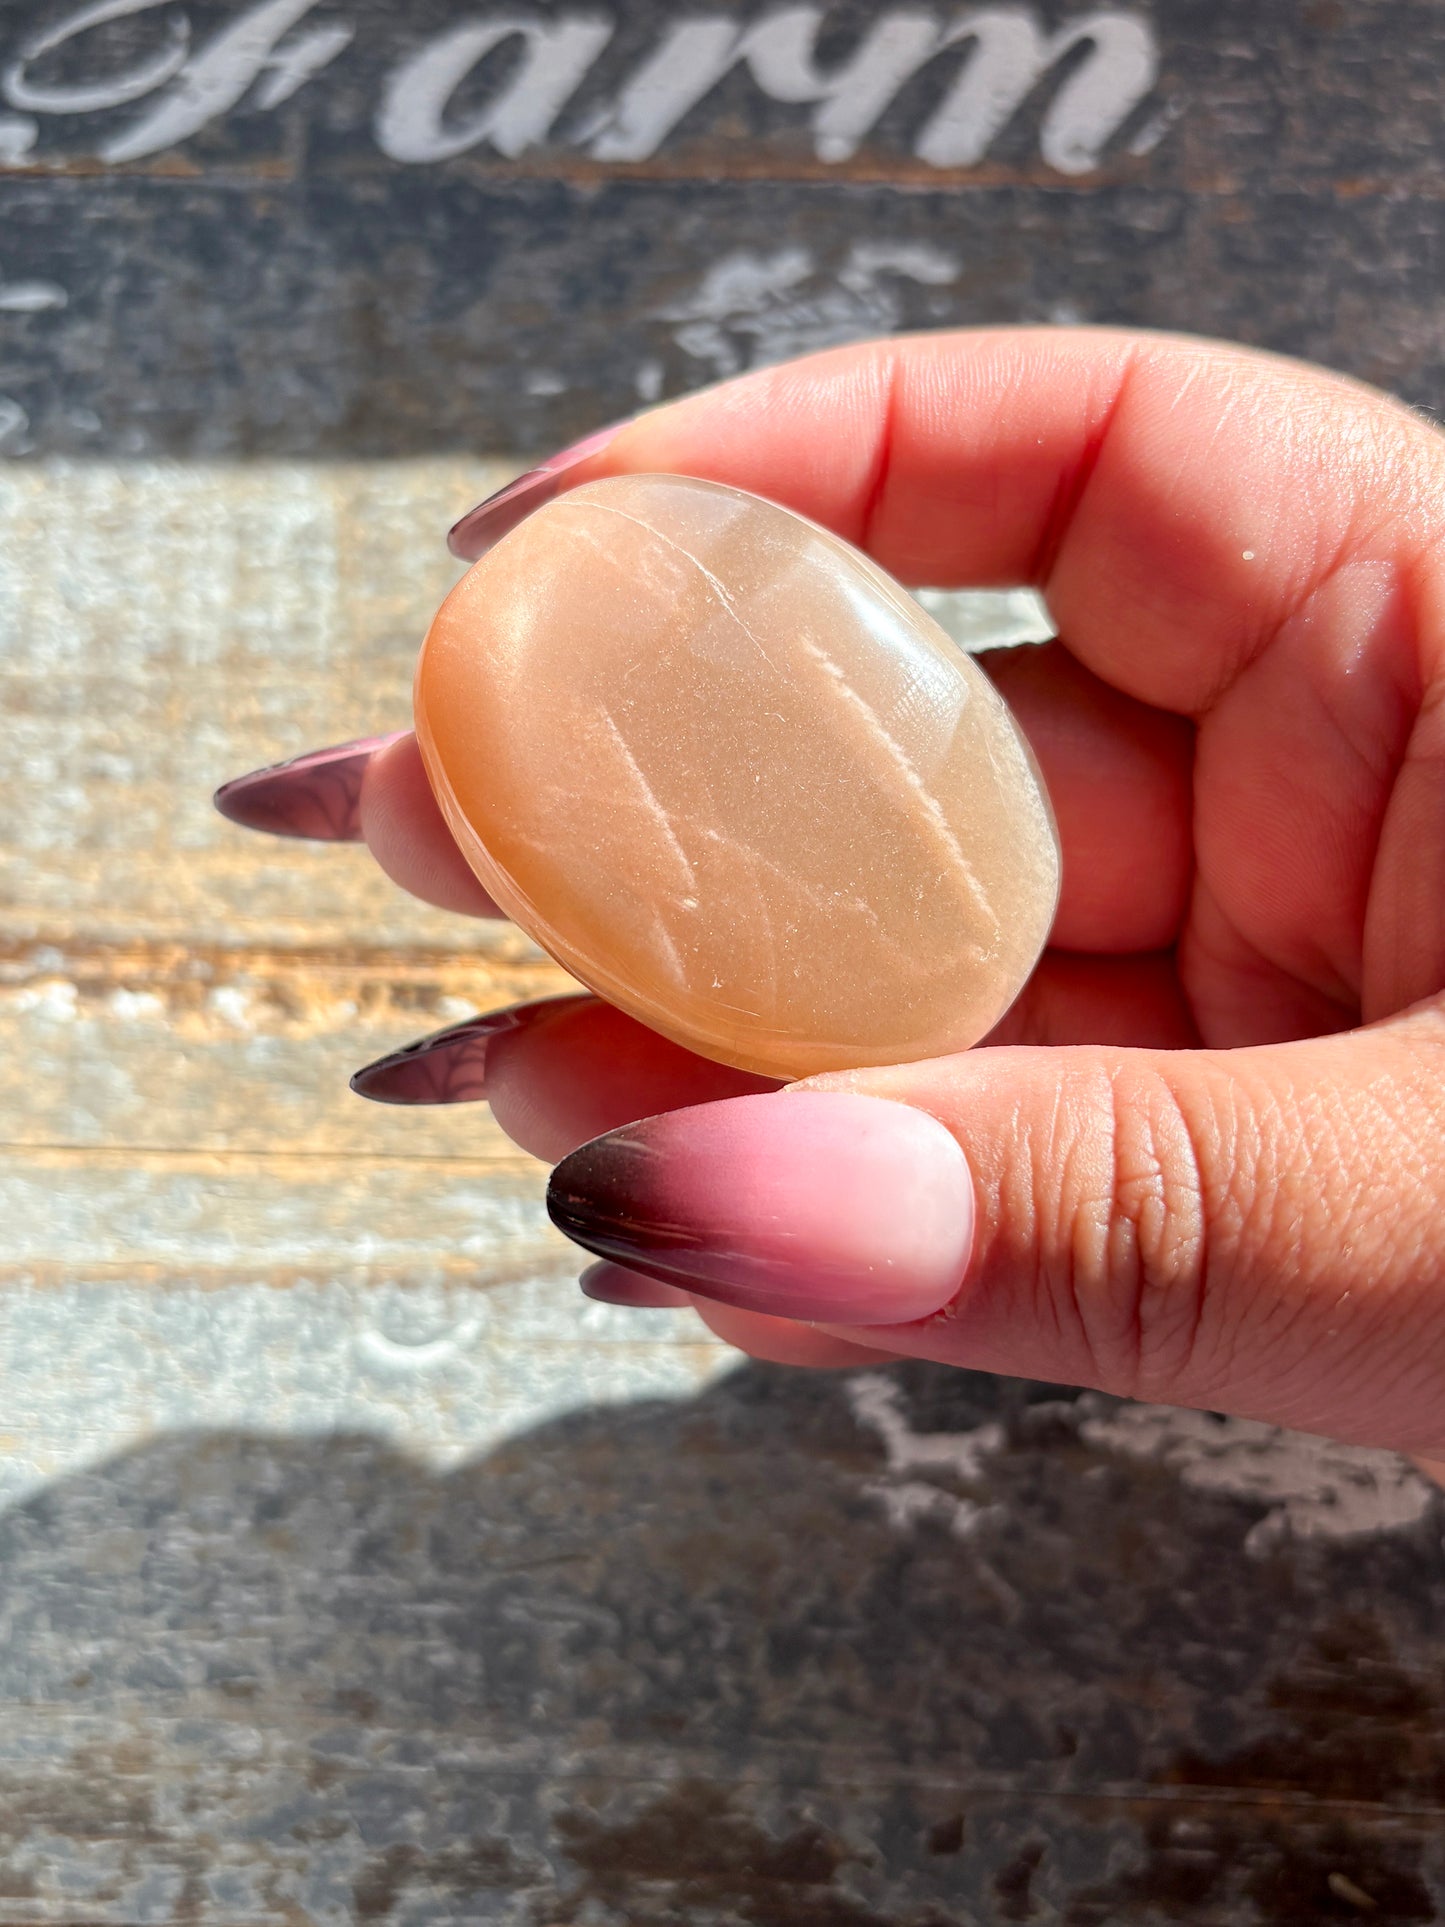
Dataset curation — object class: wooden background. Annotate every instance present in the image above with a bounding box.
[2,0,1445,456]
[4,2,1445,1921]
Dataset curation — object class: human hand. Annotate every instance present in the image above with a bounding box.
[217,330,1445,1455]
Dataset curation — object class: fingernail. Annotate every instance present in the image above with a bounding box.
[447,423,625,561]
[213,732,407,841]
[350,995,588,1104]
[547,1091,973,1327]
[579,1262,694,1309]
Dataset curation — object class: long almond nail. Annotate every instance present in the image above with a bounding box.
[547,1091,973,1327]
[213,732,406,840]
[579,1262,694,1309]
[351,995,591,1104]
[447,423,625,561]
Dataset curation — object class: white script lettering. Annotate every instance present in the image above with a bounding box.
[591,6,1157,171]
[376,14,612,163]
[915,8,1157,173]
[2,3,1169,177]
[4,0,190,115]
[103,0,352,161]
[589,7,946,164]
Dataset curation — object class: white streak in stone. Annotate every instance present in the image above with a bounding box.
[592,705,698,895]
[797,634,998,940]
[579,496,787,678]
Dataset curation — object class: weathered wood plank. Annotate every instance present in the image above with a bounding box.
[0,1360,1437,1922]
[0,459,525,949]
[3,0,1445,457]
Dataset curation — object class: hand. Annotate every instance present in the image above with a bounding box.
[217,330,1445,1455]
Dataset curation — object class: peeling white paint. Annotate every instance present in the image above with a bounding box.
[10,979,79,1022]
[847,1376,1431,1554]
[0,274,64,314]
[1127,92,1184,155]
[0,395,31,455]
[1079,1399,1434,1553]
[655,240,961,379]
[4,0,191,115]
[587,6,1158,171]
[106,988,165,1022]
[206,984,254,1029]
[0,113,37,160]
[376,14,612,164]
[864,1477,997,1540]
[915,9,1157,173]
[355,1319,485,1374]
[634,358,665,402]
[848,1374,1007,1538]
[849,1373,1005,1481]
[102,0,347,163]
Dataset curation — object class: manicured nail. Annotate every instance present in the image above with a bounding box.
[579,1262,694,1309]
[213,732,406,841]
[547,1091,973,1327]
[447,423,625,561]
[350,995,590,1104]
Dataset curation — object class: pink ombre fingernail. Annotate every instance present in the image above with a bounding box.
[213,732,407,841]
[579,1262,694,1309]
[547,1091,973,1327]
[447,423,626,561]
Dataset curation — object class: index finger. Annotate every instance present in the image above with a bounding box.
[582,327,1444,718]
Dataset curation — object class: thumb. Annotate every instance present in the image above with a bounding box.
[546,1004,1445,1454]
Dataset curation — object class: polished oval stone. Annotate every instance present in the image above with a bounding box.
[416,475,1060,1079]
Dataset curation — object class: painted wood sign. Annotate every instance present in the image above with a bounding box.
[1,0,1442,454]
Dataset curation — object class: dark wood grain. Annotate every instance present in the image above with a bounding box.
[0,1367,1441,1923]
[2,0,1444,457]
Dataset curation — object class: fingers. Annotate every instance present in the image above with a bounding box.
[354,992,778,1160]
[579,332,1445,1033]
[580,1261,889,1368]
[983,950,1197,1049]
[358,733,501,916]
[541,1002,1445,1453]
[686,1300,894,1370]
[547,1089,975,1326]
[596,329,1444,713]
[806,1010,1445,1452]
[983,643,1193,954]
[234,639,1196,957]
[353,947,1193,1144]
[220,334,1445,1035]
[213,733,407,841]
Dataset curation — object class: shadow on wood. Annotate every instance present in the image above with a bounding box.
[0,1358,1440,1924]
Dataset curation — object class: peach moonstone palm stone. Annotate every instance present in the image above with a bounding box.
[415,474,1060,1079]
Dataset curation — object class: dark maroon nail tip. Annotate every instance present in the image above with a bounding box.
[350,993,593,1105]
[579,1262,694,1310]
[446,423,626,561]
[350,1009,522,1105]
[213,732,406,841]
[547,1125,698,1274]
[447,470,554,560]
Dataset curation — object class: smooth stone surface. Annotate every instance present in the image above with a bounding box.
[415,475,1060,1079]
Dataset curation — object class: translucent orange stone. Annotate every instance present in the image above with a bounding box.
[415,475,1060,1079]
